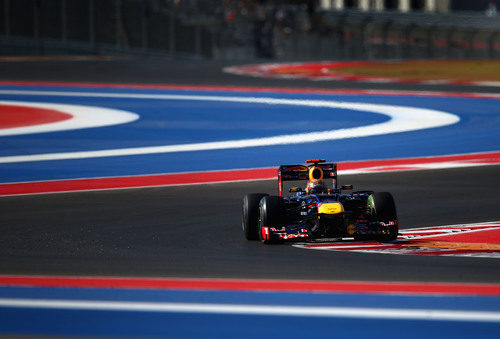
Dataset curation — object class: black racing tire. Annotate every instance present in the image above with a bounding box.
[258,196,286,244]
[369,192,398,242]
[242,193,269,240]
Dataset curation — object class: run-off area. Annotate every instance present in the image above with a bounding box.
[0,283,499,338]
[0,85,498,183]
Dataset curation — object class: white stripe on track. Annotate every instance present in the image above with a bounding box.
[0,298,499,322]
[0,90,460,163]
[0,100,139,136]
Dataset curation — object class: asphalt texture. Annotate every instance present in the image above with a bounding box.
[0,58,499,283]
[1,166,499,283]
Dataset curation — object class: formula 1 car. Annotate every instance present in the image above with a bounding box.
[242,159,399,244]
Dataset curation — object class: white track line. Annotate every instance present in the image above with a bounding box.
[0,299,499,322]
[0,100,138,136]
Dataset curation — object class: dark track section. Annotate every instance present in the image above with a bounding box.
[0,58,499,93]
[1,166,499,283]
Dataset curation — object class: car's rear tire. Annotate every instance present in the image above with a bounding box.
[258,196,286,244]
[369,192,398,242]
[242,193,269,240]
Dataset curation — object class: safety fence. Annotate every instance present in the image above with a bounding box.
[0,0,214,58]
[1,0,499,61]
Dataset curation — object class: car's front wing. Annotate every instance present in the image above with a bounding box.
[263,220,398,241]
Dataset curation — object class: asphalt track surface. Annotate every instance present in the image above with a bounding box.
[0,58,499,284]
[1,165,499,283]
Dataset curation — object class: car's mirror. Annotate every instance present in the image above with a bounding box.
[341,185,353,190]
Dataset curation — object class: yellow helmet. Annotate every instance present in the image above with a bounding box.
[308,166,323,181]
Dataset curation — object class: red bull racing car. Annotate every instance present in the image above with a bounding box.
[242,159,399,244]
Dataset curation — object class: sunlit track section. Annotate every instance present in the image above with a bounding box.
[0,83,498,188]
[0,90,459,163]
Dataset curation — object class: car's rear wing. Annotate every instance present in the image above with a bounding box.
[278,162,337,196]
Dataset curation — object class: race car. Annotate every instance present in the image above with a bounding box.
[242,159,399,244]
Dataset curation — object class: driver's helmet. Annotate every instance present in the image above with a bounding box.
[306,180,327,195]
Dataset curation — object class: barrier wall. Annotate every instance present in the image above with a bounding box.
[0,0,499,60]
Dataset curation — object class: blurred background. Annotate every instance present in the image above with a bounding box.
[0,0,499,61]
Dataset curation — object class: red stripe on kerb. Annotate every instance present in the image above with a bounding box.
[417,227,500,244]
[338,151,500,170]
[0,275,499,296]
[0,104,72,128]
[0,168,277,196]
[0,151,499,196]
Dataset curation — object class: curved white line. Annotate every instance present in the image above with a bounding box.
[0,100,139,136]
[0,91,460,163]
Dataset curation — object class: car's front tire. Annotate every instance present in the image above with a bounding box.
[242,193,269,240]
[258,196,286,244]
[369,192,398,242]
